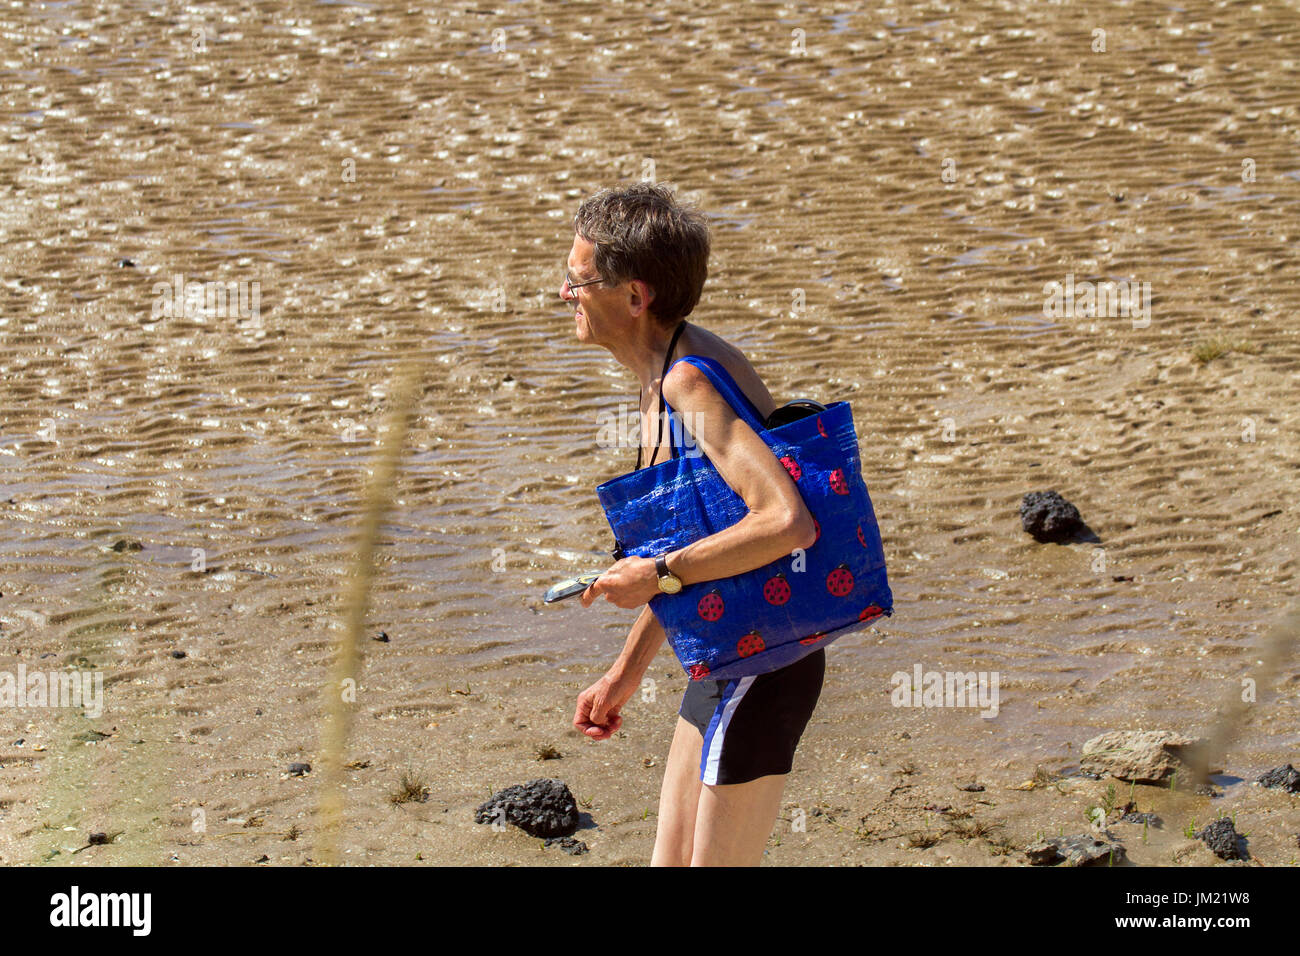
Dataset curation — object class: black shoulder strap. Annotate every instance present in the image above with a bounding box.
[635,320,687,471]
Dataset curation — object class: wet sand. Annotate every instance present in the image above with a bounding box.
[1,0,1297,865]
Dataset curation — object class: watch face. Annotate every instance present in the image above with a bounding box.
[659,575,682,594]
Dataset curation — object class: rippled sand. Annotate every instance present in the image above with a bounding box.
[1,1,1297,865]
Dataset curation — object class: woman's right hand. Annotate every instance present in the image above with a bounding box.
[574,670,640,741]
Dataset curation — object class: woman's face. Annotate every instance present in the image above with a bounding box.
[563,234,622,347]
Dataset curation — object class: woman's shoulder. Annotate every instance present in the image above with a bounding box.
[676,329,777,422]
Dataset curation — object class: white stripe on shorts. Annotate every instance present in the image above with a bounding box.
[701,675,757,785]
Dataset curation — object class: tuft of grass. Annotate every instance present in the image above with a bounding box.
[908,830,942,849]
[1032,765,1058,787]
[988,835,1017,856]
[389,772,430,806]
[951,818,1001,840]
[1193,336,1257,365]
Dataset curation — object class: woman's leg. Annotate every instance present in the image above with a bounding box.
[650,717,705,866]
[690,773,788,866]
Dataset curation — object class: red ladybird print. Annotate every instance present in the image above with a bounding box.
[859,604,884,622]
[857,524,867,547]
[826,564,854,597]
[688,663,711,681]
[737,631,765,658]
[830,468,849,496]
[763,573,791,605]
[799,631,827,646]
[780,455,802,481]
[811,518,820,545]
[817,416,828,439]
[697,590,725,622]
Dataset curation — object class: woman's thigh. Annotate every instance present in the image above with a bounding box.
[651,716,704,867]
[691,774,788,866]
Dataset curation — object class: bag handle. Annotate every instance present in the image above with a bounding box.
[662,355,768,450]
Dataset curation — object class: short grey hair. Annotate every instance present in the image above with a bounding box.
[573,183,711,326]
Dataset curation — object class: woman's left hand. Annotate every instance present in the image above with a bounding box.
[580,556,661,609]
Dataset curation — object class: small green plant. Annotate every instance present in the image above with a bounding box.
[1185,819,1197,839]
[1102,783,1117,816]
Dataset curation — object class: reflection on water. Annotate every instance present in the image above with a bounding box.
[0,0,1297,763]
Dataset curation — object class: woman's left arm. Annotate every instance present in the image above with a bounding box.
[580,361,816,610]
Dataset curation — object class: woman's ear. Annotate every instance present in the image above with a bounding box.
[627,278,656,316]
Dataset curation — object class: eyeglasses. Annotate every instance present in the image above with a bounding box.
[564,271,605,296]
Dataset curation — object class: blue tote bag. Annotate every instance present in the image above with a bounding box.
[595,355,893,682]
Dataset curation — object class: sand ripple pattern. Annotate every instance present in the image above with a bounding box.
[0,1,1297,861]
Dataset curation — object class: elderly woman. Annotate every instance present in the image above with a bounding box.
[563,183,823,866]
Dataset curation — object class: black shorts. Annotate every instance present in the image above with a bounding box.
[678,648,825,786]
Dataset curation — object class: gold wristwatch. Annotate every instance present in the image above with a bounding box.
[655,553,683,594]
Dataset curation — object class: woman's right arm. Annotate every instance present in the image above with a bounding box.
[610,604,667,685]
[573,605,667,740]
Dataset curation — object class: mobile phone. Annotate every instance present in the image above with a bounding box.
[543,572,603,604]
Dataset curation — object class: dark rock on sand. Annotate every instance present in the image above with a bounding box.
[1195,817,1245,860]
[545,835,588,855]
[1019,490,1083,543]
[1121,811,1161,827]
[475,778,579,839]
[287,762,311,776]
[1025,833,1125,866]
[1256,764,1300,793]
